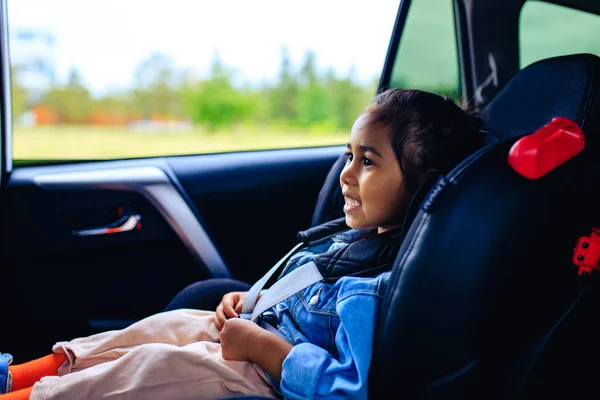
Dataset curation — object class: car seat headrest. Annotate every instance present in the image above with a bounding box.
[484,53,600,143]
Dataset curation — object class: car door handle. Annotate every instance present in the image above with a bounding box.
[72,214,142,236]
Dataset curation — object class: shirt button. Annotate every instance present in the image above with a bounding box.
[309,294,319,306]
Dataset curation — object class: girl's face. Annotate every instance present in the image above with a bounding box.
[340,114,410,234]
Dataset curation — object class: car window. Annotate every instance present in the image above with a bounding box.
[7,0,399,162]
[520,1,600,69]
[388,0,459,100]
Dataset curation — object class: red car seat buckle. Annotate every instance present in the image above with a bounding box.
[573,228,600,276]
[508,117,585,179]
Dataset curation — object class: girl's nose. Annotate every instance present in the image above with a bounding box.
[340,162,357,186]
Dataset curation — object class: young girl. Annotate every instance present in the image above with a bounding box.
[0,89,485,400]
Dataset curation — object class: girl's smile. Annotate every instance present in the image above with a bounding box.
[343,195,362,213]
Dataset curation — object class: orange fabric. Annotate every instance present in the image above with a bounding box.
[0,387,32,400]
[8,353,67,391]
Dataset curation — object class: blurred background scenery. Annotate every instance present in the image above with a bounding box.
[7,0,600,162]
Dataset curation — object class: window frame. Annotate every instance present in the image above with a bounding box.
[0,0,11,179]
[378,0,468,105]
[378,0,412,93]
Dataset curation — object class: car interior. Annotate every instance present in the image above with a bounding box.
[2,0,600,398]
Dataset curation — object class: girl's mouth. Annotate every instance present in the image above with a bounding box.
[343,197,362,213]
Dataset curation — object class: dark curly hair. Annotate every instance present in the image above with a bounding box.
[363,89,486,195]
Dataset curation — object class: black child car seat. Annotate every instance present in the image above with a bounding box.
[368,53,600,399]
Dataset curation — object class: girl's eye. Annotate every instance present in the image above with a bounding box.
[362,157,374,167]
[344,153,353,163]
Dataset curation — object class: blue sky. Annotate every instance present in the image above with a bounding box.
[7,0,399,95]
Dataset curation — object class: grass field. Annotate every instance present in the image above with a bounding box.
[13,125,349,162]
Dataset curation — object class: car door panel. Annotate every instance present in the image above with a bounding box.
[167,146,343,283]
[1,146,342,362]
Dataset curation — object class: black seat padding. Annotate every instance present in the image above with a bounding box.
[310,153,346,227]
[370,137,599,399]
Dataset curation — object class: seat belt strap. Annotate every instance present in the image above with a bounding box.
[249,261,323,322]
[260,319,291,342]
[242,242,305,314]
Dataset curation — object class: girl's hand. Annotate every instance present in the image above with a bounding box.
[220,318,293,381]
[220,317,263,361]
[214,291,248,331]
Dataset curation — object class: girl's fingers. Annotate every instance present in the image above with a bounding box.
[223,304,239,318]
[215,292,246,331]
[215,304,226,331]
[213,314,222,331]
[222,293,240,318]
[234,300,244,313]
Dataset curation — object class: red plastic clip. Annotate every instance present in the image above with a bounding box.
[508,117,585,179]
[573,228,600,276]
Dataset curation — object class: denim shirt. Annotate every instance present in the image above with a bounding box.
[269,230,391,400]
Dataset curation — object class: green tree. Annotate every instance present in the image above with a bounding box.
[295,84,332,127]
[91,92,130,122]
[330,67,374,129]
[299,50,318,86]
[294,51,332,126]
[183,53,257,130]
[131,52,182,118]
[10,66,29,120]
[268,47,298,121]
[40,68,93,123]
